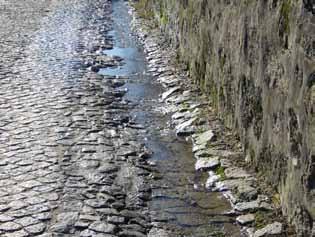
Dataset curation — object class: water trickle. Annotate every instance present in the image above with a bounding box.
[100,0,241,236]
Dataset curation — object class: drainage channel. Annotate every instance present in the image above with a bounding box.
[100,0,241,236]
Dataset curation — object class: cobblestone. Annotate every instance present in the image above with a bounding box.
[0,0,153,236]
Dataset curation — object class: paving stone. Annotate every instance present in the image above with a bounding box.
[195,157,220,171]
[85,199,110,208]
[32,212,51,221]
[80,229,97,237]
[194,130,216,146]
[215,179,256,192]
[161,86,181,101]
[75,221,90,229]
[0,205,10,212]
[80,160,100,169]
[98,165,119,174]
[0,222,22,231]
[254,222,283,237]
[107,216,126,224]
[79,215,101,222]
[15,216,40,227]
[0,214,14,222]
[88,221,117,234]
[119,230,146,237]
[175,118,197,136]
[50,212,79,233]
[236,214,255,225]
[195,148,241,159]
[234,200,260,212]
[24,223,46,235]
[20,180,43,189]
[225,167,251,179]
[237,184,258,201]
[4,230,29,237]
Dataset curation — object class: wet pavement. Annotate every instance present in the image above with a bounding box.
[0,0,240,236]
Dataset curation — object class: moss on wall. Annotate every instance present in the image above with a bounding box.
[134,0,315,234]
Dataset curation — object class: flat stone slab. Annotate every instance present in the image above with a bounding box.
[237,183,258,201]
[172,111,190,120]
[225,167,251,179]
[215,178,255,192]
[0,222,22,231]
[175,117,197,136]
[195,148,242,159]
[254,222,283,237]
[192,143,207,153]
[158,76,181,87]
[236,214,255,225]
[89,221,117,234]
[161,86,181,101]
[194,130,216,146]
[119,230,146,237]
[234,200,260,212]
[25,223,46,235]
[195,157,220,171]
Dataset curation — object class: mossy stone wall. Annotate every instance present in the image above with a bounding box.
[138,0,315,234]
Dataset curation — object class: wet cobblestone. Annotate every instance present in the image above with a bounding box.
[0,0,153,236]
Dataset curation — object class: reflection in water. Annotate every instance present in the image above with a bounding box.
[100,47,141,76]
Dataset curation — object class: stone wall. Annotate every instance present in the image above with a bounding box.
[140,0,315,235]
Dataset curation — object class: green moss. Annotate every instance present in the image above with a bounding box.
[181,101,190,111]
[196,126,206,134]
[254,211,271,229]
[215,166,226,181]
[160,14,168,25]
[280,0,292,35]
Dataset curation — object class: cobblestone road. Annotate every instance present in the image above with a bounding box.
[0,1,153,236]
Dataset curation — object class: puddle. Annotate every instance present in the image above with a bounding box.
[100,0,241,236]
[99,47,142,76]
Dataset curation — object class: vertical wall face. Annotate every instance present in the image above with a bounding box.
[143,0,315,234]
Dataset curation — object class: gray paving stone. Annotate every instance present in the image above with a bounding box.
[0,214,14,222]
[15,216,40,227]
[254,222,283,237]
[236,214,255,225]
[89,221,117,234]
[4,230,29,237]
[0,222,22,231]
[24,223,46,234]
